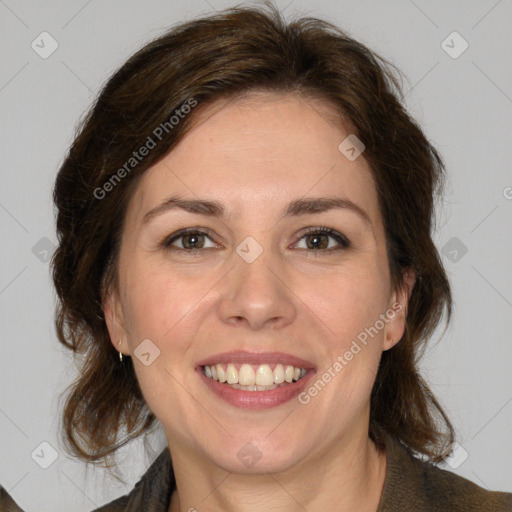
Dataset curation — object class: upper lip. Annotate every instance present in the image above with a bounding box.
[196,350,316,370]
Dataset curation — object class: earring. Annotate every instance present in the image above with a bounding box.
[119,340,123,362]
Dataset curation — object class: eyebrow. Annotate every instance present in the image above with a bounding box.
[142,195,372,227]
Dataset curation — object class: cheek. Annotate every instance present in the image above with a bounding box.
[119,262,207,411]
[299,261,388,344]
[296,260,389,408]
[120,259,219,347]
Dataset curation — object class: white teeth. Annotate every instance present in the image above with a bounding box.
[273,364,285,384]
[216,363,227,383]
[230,383,279,391]
[202,363,307,388]
[226,363,237,384]
[239,364,255,386]
[255,365,274,386]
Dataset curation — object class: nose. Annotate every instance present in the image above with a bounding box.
[217,247,297,331]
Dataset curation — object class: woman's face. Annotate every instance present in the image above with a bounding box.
[105,93,413,474]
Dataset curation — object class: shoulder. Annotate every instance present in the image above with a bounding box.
[377,434,512,512]
[92,448,174,512]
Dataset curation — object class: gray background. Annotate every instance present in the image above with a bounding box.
[1,0,511,510]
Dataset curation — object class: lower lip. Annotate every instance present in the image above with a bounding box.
[196,367,316,410]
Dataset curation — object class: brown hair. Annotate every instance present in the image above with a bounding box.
[51,1,455,468]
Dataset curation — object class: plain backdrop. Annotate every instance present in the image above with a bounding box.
[1,0,511,510]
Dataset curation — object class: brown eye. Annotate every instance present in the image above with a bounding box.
[181,233,205,249]
[295,227,350,252]
[304,233,329,250]
[163,229,216,251]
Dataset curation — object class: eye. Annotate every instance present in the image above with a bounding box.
[161,226,350,254]
[162,228,217,252]
[294,227,350,252]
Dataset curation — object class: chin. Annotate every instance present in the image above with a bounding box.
[200,433,310,475]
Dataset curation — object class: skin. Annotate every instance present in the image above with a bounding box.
[104,92,415,512]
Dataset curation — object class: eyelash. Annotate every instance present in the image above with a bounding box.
[161,226,351,255]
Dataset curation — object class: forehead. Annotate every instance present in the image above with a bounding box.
[126,93,380,227]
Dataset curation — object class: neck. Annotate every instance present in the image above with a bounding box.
[167,429,387,512]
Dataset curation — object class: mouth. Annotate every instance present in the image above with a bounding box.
[195,351,316,408]
[201,362,308,391]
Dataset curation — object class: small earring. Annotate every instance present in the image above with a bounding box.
[119,340,123,362]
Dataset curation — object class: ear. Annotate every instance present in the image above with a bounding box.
[383,267,416,351]
[103,288,130,357]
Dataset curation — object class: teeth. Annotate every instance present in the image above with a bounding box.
[256,365,274,386]
[274,364,285,384]
[239,364,255,386]
[216,364,227,383]
[230,383,279,391]
[226,363,237,384]
[202,363,307,387]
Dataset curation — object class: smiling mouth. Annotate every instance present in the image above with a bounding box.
[201,362,307,391]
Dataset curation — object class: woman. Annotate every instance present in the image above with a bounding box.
[2,3,510,511]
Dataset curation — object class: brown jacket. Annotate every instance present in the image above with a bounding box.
[2,435,511,511]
